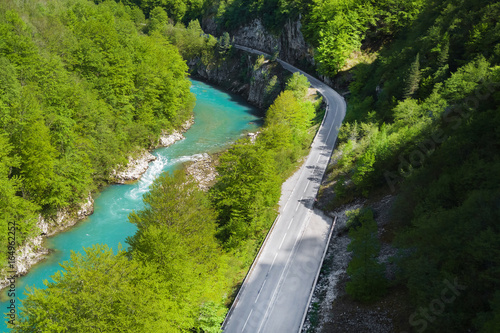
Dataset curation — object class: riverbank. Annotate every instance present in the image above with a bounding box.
[112,117,194,184]
[0,78,264,332]
[0,118,195,292]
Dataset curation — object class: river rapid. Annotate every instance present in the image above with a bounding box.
[1,79,262,330]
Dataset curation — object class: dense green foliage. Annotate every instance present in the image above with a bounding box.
[127,170,228,331]
[327,0,500,329]
[302,0,425,75]
[8,0,500,330]
[147,6,218,61]
[211,72,319,248]
[13,245,176,332]
[125,0,208,23]
[212,0,302,33]
[128,0,425,75]
[0,0,193,268]
[345,208,387,302]
[170,0,425,75]
[14,172,229,332]
[128,0,301,31]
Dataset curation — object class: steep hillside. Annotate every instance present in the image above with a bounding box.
[307,0,500,331]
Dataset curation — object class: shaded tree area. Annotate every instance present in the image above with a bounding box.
[323,0,500,330]
[301,0,426,76]
[345,208,387,302]
[125,0,302,32]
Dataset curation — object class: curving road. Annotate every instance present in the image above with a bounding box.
[222,45,346,333]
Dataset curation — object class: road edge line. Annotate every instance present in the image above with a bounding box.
[298,215,337,333]
[221,213,279,330]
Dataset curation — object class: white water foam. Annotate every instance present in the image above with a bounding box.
[170,153,209,165]
[125,153,209,201]
[126,154,170,201]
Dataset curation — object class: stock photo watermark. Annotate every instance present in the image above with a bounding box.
[6,220,17,325]
[402,278,466,333]
[384,78,499,192]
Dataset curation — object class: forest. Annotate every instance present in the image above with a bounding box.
[2,0,499,331]
[321,0,500,330]
[0,0,195,268]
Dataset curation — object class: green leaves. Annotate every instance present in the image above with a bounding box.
[285,72,310,100]
[403,53,421,99]
[302,0,426,76]
[346,208,387,302]
[266,90,314,148]
[0,134,38,268]
[13,245,181,332]
[0,0,194,219]
[127,170,228,331]
[211,143,281,247]
[210,73,317,250]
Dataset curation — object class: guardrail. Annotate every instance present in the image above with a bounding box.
[298,215,337,332]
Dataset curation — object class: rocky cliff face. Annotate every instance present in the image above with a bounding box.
[202,16,345,92]
[202,16,314,69]
[231,17,314,69]
[189,48,287,109]
[0,193,94,290]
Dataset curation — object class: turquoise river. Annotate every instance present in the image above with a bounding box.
[1,79,262,331]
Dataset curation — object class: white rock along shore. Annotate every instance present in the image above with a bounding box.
[0,118,194,291]
[112,117,194,184]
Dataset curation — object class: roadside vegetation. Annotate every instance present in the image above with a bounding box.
[316,0,500,331]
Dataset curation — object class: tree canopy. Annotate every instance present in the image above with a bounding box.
[0,0,193,268]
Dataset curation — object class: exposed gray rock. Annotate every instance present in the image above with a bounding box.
[189,48,286,109]
[233,19,279,55]
[185,153,217,191]
[0,192,94,291]
[201,16,218,35]
[156,117,194,148]
[303,196,398,332]
[232,17,314,68]
[158,131,184,147]
[113,117,194,184]
[218,17,349,92]
[246,131,261,143]
[111,150,157,184]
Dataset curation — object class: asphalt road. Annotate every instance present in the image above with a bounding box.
[222,45,346,333]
